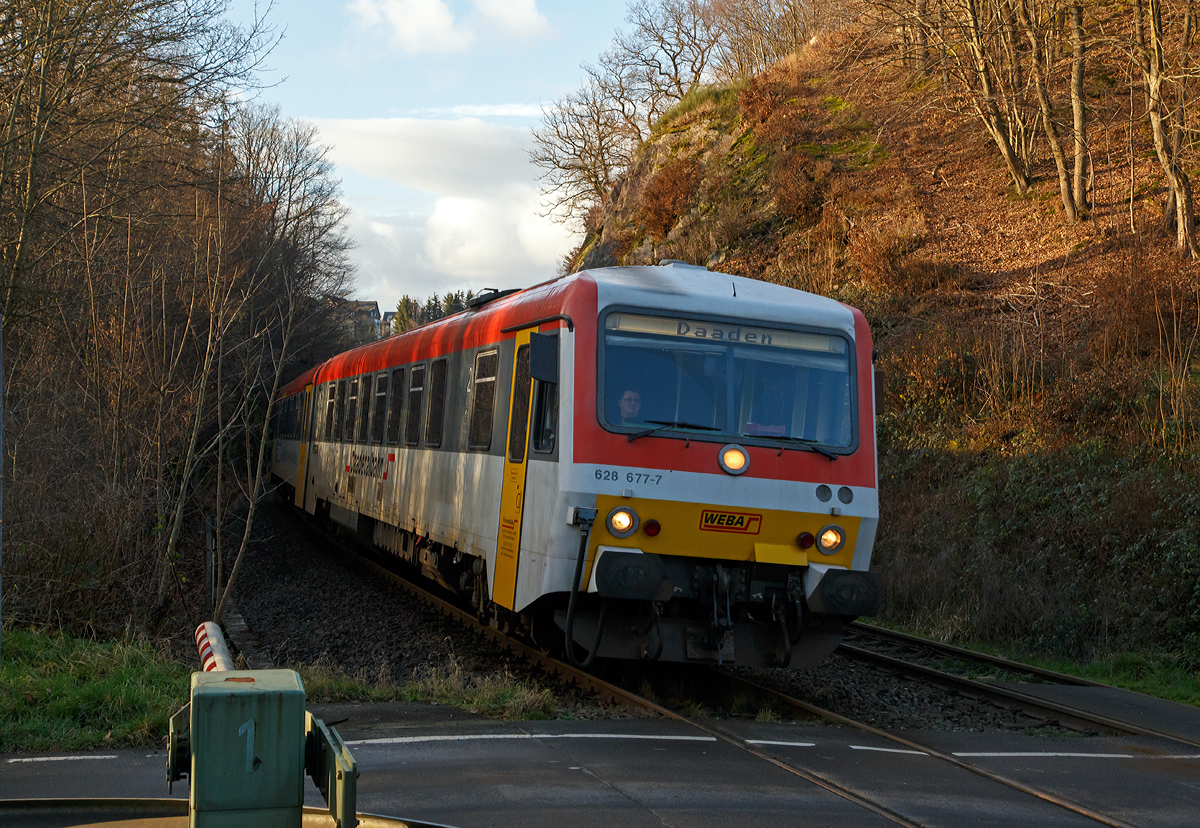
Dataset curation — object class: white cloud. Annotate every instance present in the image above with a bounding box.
[319,116,581,305]
[346,0,474,53]
[349,192,578,306]
[408,103,544,118]
[311,117,533,197]
[472,0,554,40]
[423,186,575,278]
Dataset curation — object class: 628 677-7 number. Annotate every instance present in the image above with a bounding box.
[595,468,663,484]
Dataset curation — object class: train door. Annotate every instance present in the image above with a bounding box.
[493,330,536,610]
[294,384,314,509]
[305,383,331,515]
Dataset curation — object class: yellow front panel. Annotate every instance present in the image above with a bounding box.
[586,494,860,583]
[493,330,536,610]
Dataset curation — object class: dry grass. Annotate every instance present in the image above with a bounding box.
[299,656,558,720]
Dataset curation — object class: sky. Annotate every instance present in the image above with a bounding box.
[222,0,630,313]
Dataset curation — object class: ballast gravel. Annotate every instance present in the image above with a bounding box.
[227,501,650,718]
[229,500,1083,734]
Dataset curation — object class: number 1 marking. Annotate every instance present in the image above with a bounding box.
[238,719,256,773]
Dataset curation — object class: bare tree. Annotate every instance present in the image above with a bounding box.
[619,0,721,99]
[530,75,633,222]
[1017,0,1077,220]
[1133,0,1198,256]
[1071,2,1089,211]
[707,0,852,79]
[0,0,271,322]
[212,104,353,623]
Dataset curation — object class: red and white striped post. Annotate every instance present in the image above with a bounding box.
[194,621,235,672]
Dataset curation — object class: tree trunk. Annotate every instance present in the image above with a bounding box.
[916,0,930,74]
[1071,3,1089,211]
[1019,0,1077,221]
[965,0,1031,193]
[1143,0,1198,256]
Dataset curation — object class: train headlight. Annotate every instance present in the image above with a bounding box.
[719,444,749,475]
[818,525,845,554]
[607,506,639,538]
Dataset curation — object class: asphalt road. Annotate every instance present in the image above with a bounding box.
[3,701,1198,828]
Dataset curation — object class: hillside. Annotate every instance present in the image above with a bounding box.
[567,41,1200,666]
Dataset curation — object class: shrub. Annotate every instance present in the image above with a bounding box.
[642,157,702,240]
[874,444,1200,663]
[757,107,816,150]
[773,152,823,225]
[738,76,780,123]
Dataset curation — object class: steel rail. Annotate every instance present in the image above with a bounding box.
[706,670,1144,828]
[308,529,1136,827]
[838,643,1138,737]
[847,622,1105,687]
[350,550,659,712]
[841,629,1200,750]
[331,541,928,827]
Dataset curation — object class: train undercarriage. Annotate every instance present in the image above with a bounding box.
[302,492,869,670]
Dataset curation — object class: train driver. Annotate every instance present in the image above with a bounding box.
[617,389,642,424]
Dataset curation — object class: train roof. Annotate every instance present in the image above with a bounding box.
[583,262,857,334]
[279,263,861,397]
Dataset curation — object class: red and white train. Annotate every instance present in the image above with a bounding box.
[271,262,882,668]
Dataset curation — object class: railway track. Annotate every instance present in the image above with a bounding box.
[701,668,1145,828]
[317,531,1155,828]
[837,622,1200,748]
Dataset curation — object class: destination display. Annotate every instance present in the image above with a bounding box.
[606,313,847,354]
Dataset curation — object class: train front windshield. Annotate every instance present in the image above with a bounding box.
[603,312,855,449]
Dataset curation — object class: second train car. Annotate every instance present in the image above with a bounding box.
[271,262,882,668]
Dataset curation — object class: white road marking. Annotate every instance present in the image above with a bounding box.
[346,733,718,746]
[954,752,1133,758]
[340,734,1200,761]
[7,755,117,763]
[850,745,928,755]
[954,752,1200,759]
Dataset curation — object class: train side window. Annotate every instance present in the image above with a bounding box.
[425,359,448,447]
[345,377,360,443]
[370,371,388,443]
[333,380,347,441]
[324,384,336,441]
[531,379,557,454]
[357,374,372,443]
[405,364,425,446]
[386,368,404,445]
[508,345,532,463]
[468,350,498,450]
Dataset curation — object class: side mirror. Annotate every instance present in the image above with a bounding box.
[530,333,558,384]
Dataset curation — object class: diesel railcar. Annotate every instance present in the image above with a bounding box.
[270,262,882,668]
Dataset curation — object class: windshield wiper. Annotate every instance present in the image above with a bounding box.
[764,435,839,461]
[628,420,720,442]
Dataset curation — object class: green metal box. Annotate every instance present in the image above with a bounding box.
[190,669,306,828]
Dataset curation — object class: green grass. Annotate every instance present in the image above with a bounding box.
[0,631,559,754]
[299,658,557,720]
[652,82,745,136]
[0,628,192,753]
[1031,653,1200,708]
[863,622,1200,708]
